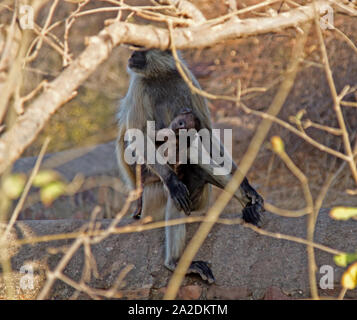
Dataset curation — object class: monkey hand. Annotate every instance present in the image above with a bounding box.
[241,182,264,226]
[242,201,264,226]
[166,173,192,215]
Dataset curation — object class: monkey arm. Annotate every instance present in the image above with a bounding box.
[146,162,191,214]
[170,108,264,223]
[196,159,264,226]
[193,134,264,225]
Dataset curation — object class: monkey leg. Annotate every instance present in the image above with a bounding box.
[141,183,167,221]
[132,165,162,220]
[164,197,186,269]
[164,196,215,284]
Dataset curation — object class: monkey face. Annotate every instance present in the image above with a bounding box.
[169,112,198,134]
[128,50,148,71]
[128,49,177,78]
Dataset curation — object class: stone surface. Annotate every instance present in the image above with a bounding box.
[263,287,293,300]
[206,285,251,300]
[13,142,118,181]
[0,210,357,299]
[178,285,203,300]
[6,142,357,300]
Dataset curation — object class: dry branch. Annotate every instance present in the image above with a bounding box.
[158,0,206,23]
[0,0,339,174]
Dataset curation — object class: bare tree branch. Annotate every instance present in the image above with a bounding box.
[158,0,206,23]
[0,0,341,174]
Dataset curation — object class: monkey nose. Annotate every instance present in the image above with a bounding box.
[129,51,146,69]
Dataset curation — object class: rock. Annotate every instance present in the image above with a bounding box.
[120,288,151,300]
[178,285,203,300]
[13,142,128,220]
[206,285,251,300]
[263,287,292,300]
[13,142,118,181]
[0,209,356,299]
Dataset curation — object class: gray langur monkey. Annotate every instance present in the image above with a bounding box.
[116,48,264,283]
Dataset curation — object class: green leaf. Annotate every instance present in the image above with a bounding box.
[296,109,306,121]
[334,252,357,267]
[40,181,66,206]
[329,207,357,220]
[33,170,61,187]
[3,173,26,199]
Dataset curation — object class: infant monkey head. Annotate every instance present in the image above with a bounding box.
[169,109,200,134]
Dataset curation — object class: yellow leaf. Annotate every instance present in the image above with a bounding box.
[40,181,66,206]
[3,173,26,199]
[330,207,357,220]
[341,262,357,289]
[271,136,284,154]
[33,170,61,187]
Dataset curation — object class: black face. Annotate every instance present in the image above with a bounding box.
[128,50,147,70]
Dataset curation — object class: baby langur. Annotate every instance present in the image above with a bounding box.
[116,48,264,283]
[132,108,199,219]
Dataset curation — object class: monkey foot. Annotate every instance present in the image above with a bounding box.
[187,261,215,284]
[165,260,215,284]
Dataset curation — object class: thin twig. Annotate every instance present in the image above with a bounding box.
[314,3,357,185]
